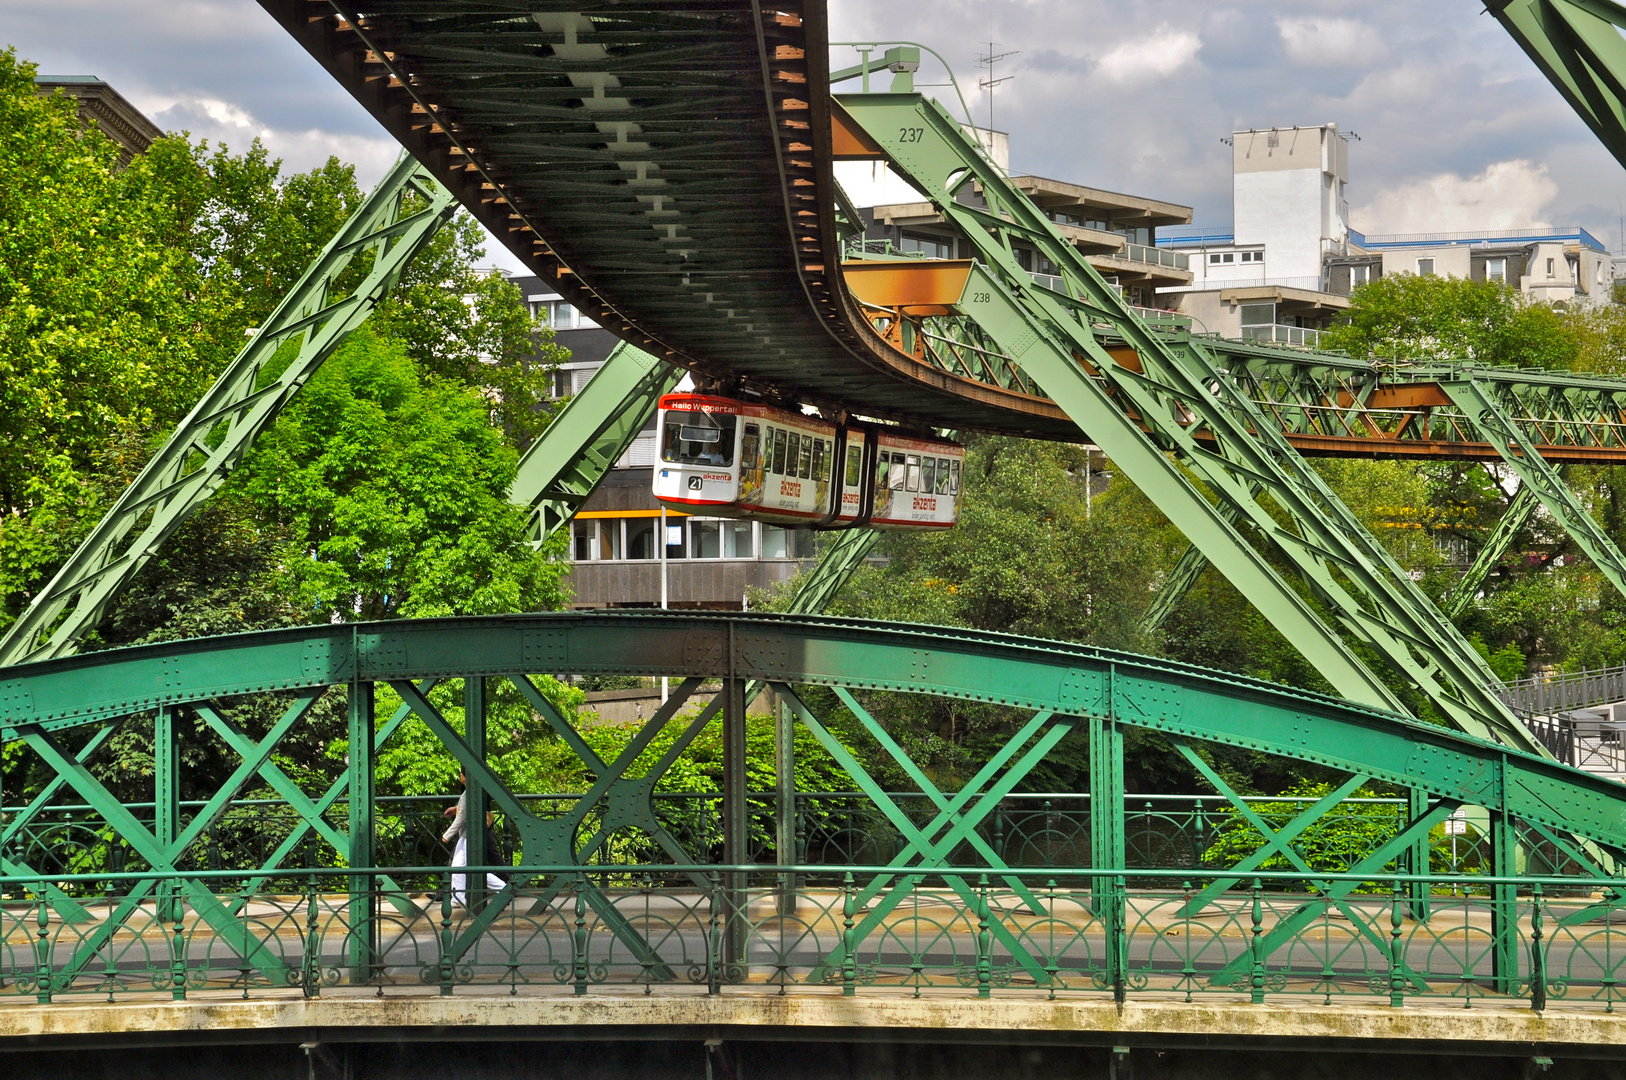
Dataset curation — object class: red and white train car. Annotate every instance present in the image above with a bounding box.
[652,394,963,530]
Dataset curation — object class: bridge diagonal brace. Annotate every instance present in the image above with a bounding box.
[0,720,121,925]
[777,683,1063,984]
[0,154,460,667]
[1206,798,1464,990]
[827,685,1052,913]
[15,701,323,986]
[1443,378,1626,606]
[222,682,435,920]
[1443,483,1541,619]
[190,701,419,917]
[510,670,722,878]
[1171,740,1372,916]
[570,696,726,892]
[393,678,680,978]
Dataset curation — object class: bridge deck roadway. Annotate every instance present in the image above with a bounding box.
[2,989,1623,1059]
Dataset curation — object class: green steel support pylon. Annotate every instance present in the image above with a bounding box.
[1443,484,1541,619]
[1489,0,1626,172]
[0,155,458,667]
[1139,500,1247,638]
[836,92,1538,753]
[782,529,880,615]
[509,342,683,547]
[1443,377,1626,607]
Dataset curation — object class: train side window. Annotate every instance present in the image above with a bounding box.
[921,456,935,495]
[811,438,826,483]
[950,459,961,496]
[889,453,905,491]
[845,441,862,487]
[741,424,760,469]
[772,427,788,475]
[935,458,950,495]
[876,452,891,490]
[798,434,813,479]
[785,431,800,477]
[905,454,921,492]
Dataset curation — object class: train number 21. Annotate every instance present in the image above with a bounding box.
[898,127,924,143]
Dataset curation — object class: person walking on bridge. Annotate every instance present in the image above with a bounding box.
[442,770,507,906]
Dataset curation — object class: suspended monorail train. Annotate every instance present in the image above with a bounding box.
[652,394,963,530]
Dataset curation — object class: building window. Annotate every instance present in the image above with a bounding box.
[1417,258,1435,277]
[1350,265,1370,288]
[626,519,657,560]
[1547,257,1556,278]
[1209,252,1235,265]
[1239,251,1263,263]
[1485,257,1506,284]
[899,233,953,259]
[1239,303,1276,327]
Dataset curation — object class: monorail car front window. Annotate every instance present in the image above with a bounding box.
[661,413,737,466]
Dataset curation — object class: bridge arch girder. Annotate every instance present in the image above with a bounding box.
[1,612,1620,857]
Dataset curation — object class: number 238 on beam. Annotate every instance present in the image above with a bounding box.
[652,394,964,531]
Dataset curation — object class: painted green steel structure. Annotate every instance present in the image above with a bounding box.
[7,0,1626,1022]
[834,93,1532,751]
[0,613,1622,1007]
[1490,0,1626,172]
[508,340,681,547]
[0,154,459,669]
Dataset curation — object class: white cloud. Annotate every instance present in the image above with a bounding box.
[1277,17,1386,66]
[1095,28,1201,84]
[147,96,399,186]
[1354,159,1558,235]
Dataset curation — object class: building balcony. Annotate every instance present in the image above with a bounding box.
[1240,323,1324,348]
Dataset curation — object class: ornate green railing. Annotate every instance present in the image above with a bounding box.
[0,864,1612,1012]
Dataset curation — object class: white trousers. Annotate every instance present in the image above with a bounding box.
[450,834,508,905]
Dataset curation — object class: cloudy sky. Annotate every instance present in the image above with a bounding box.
[4,0,1621,271]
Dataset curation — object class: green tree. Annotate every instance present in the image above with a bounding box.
[1321,273,1578,368]
[234,327,568,621]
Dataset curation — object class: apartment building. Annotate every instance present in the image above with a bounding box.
[857,131,1194,309]
[1158,124,1355,346]
[1159,123,1616,344]
[1328,228,1612,304]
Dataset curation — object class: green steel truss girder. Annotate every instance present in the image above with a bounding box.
[833,93,1535,752]
[2,611,1624,863]
[1441,377,1626,606]
[1489,0,1626,172]
[0,154,460,668]
[509,342,683,546]
[1443,483,1542,620]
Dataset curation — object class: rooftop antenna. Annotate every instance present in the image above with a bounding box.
[977,40,1018,145]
